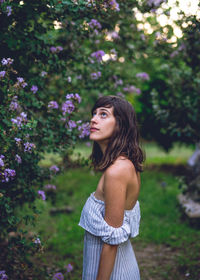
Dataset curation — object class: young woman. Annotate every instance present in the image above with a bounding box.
[79,95,144,280]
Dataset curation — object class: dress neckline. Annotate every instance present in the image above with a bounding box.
[91,192,138,212]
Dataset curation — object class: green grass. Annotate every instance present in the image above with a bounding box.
[39,141,194,168]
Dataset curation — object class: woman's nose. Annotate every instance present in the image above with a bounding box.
[91,114,98,123]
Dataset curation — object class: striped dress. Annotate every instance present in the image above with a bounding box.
[79,192,141,280]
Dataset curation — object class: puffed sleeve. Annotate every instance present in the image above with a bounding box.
[78,194,132,245]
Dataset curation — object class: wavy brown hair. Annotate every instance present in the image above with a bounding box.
[90,95,145,172]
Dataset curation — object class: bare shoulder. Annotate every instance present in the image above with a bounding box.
[104,157,136,182]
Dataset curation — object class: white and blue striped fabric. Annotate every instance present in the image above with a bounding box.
[79,192,141,280]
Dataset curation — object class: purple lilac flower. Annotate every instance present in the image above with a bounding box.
[65,263,73,273]
[40,71,47,77]
[50,46,63,53]
[24,142,36,153]
[67,76,72,83]
[49,165,59,173]
[0,158,4,167]
[123,85,141,94]
[1,58,14,65]
[88,19,102,29]
[106,31,120,40]
[9,96,19,111]
[110,0,120,11]
[90,71,101,80]
[0,270,8,280]
[74,93,81,103]
[34,237,41,244]
[62,100,75,115]
[52,272,64,280]
[57,46,63,52]
[15,154,22,164]
[91,50,105,62]
[85,141,91,147]
[38,190,46,201]
[136,72,150,81]
[0,71,6,78]
[147,0,166,6]
[48,101,59,109]
[14,137,21,145]
[44,184,56,191]
[68,120,77,129]
[78,122,90,139]
[50,46,57,53]
[6,6,12,16]
[116,92,125,98]
[3,168,16,182]
[31,85,38,94]
[11,112,27,128]
[66,93,74,99]
[0,0,5,3]
[16,77,27,88]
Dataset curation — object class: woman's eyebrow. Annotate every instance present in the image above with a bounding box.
[99,108,111,113]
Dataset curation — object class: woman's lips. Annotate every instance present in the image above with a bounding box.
[90,128,99,132]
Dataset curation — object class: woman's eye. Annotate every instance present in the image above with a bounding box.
[101,112,107,117]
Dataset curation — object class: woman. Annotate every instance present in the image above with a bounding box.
[79,95,144,280]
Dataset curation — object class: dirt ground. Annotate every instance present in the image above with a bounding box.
[133,242,192,280]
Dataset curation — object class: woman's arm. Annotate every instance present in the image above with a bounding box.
[96,243,118,280]
[96,160,129,280]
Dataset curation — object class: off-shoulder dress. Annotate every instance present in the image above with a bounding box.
[79,192,141,280]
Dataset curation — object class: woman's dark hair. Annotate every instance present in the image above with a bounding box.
[90,95,145,172]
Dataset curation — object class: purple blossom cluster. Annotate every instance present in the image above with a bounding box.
[0,270,8,280]
[1,58,14,66]
[90,71,101,80]
[0,155,5,167]
[65,263,73,273]
[48,101,59,109]
[11,112,27,128]
[44,184,56,191]
[123,85,141,94]
[88,19,102,35]
[40,71,47,77]
[49,165,59,173]
[66,93,81,104]
[147,0,166,6]
[50,46,63,53]
[24,142,36,153]
[31,85,38,94]
[109,0,120,11]
[91,50,105,62]
[67,120,77,129]
[14,137,22,145]
[78,122,90,138]
[9,96,19,111]
[34,237,41,244]
[106,31,120,40]
[0,71,6,78]
[2,168,16,182]
[52,272,64,280]
[15,154,22,164]
[136,72,150,80]
[6,5,12,16]
[15,77,27,88]
[62,100,75,115]
[38,190,46,201]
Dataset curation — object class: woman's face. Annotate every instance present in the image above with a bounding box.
[89,106,116,144]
